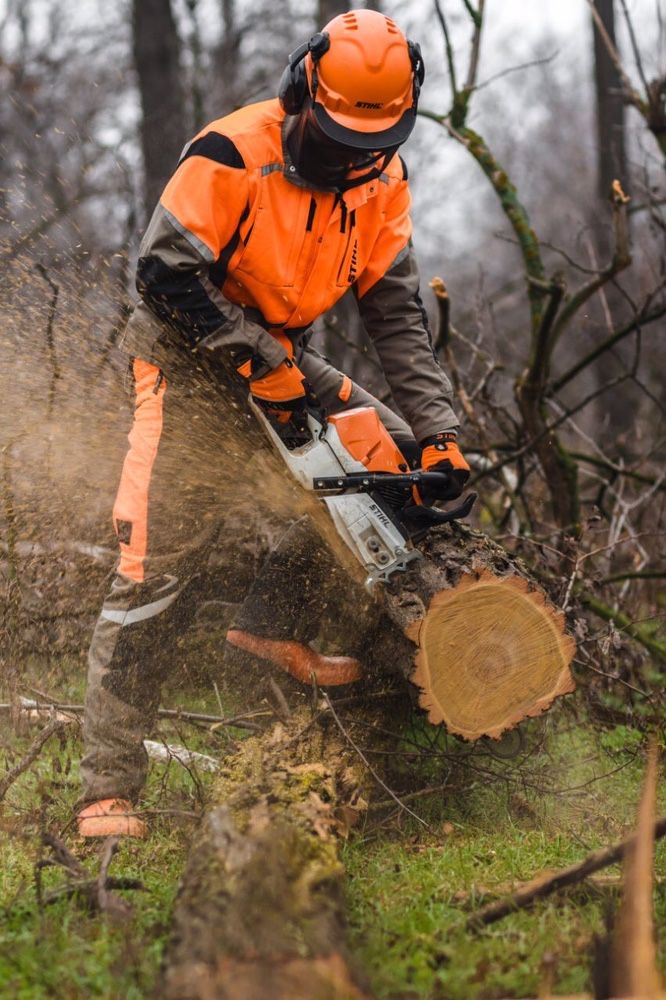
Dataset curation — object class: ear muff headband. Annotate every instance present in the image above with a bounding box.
[278,31,425,117]
[407,40,425,108]
[278,32,331,115]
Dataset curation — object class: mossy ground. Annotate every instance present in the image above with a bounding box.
[0,657,663,999]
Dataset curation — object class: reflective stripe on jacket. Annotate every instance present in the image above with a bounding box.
[121,98,458,440]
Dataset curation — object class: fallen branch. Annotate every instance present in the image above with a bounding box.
[0,718,66,801]
[466,815,666,929]
[0,696,267,731]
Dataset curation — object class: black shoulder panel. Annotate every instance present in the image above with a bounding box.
[399,155,409,180]
[181,132,245,169]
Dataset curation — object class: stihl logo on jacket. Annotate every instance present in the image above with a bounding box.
[347,239,359,284]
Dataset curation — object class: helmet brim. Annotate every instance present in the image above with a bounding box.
[312,101,416,151]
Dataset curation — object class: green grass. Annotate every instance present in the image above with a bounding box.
[343,717,666,999]
[0,658,225,999]
[1,659,664,999]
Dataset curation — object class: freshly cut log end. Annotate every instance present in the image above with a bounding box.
[407,571,575,739]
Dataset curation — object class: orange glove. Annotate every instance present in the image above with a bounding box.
[247,358,307,407]
[237,355,312,424]
[420,432,470,501]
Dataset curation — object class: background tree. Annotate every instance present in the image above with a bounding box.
[592,0,628,203]
[132,0,187,220]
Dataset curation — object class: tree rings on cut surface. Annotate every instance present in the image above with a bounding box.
[407,571,575,740]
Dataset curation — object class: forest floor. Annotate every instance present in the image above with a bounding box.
[0,656,664,1000]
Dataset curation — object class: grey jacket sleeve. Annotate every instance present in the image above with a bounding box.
[119,202,288,372]
[356,243,459,443]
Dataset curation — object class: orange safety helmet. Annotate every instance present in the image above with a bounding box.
[279,9,424,152]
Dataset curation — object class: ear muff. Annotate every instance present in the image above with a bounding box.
[278,32,331,115]
[407,40,425,108]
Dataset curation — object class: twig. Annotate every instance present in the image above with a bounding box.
[617,0,651,100]
[268,677,292,723]
[551,300,666,394]
[368,780,474,812]
[463,0,485,93]
[585,0,645,110]
[0,696,268,731]
[41,877,145,907]
[95,837,132,917]
[466,815,666,929]
[34,262,60,420]
[547,181,632,352]
[42,833,85,878]
[433,0,458,99]
[321,692,432,831]
[0,719,66,801]
[473,49,558,94]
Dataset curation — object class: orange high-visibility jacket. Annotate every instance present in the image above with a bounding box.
[121,99,458,440]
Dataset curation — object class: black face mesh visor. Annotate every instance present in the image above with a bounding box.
[288,110,391,190]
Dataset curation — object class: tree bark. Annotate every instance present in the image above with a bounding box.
[159,712,373,1000]
[132,0,187,218]
[317,0,350,27]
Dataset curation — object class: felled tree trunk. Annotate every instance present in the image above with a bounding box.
[159,712,373,1000]
[365,520,576,740]
[160,517,575,1000]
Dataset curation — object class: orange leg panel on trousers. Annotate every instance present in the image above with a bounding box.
[113,359,166,583]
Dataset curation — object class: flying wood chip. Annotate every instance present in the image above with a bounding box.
[407,571,576,740]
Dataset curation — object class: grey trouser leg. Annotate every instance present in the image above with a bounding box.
[81,355,235,804]
[298,344,414,443]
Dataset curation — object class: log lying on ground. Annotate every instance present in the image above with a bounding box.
[160,519,576,999]
[159,710,372,1000]
[369,521,576,740]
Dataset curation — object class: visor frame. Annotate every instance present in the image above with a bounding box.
[311,100,416,152]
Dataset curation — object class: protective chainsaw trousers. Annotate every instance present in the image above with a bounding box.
[81,343,415,804]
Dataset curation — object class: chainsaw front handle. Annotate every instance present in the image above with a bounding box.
[313,470,454,492]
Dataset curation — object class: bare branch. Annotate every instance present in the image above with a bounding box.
[321,692,432,831]
[473,49,558,94]
[463,0,485,92]
[551,299,666,394]
[467,815,666,930]
[433,0,458,99]
[0,719,66,801]
[617,0,652,100]
[547,180,632,349]
[586,0,646,110]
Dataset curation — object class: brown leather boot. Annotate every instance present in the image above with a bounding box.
[225,630,362,686]
[77,798,147,838]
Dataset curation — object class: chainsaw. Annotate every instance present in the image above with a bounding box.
[251,400,476,588]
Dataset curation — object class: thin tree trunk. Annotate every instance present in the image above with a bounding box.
[317,0,350,27]
[132,0,187,218]
[592,0,627,201]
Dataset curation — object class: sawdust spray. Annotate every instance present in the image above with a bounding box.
[0,253,368,693]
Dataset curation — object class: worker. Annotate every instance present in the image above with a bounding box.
[77,9,470,837]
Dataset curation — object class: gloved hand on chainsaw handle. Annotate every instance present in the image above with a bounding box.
[419,432,470,502]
